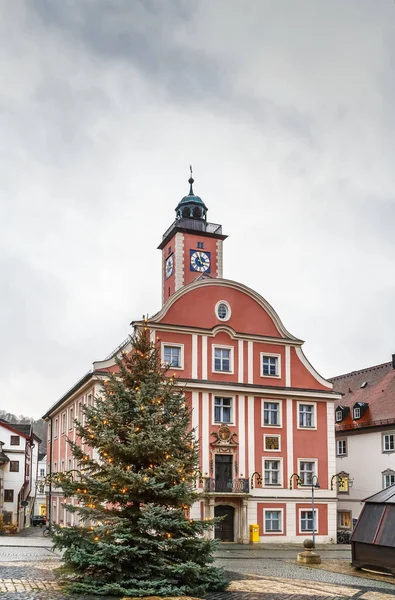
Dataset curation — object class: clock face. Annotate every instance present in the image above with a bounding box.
[190,250,210,273]
[165,254,174,279]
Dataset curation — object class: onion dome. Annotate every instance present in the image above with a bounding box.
[175,167,207,220]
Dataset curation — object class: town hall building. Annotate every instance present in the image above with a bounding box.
[43,174,341,543]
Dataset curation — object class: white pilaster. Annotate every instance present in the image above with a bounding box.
[286,399,294,482]
[248,396,255,476]
[238,396,246,476]
[192,335,198,379]
[238,340,244,383]
[191,391,199,448]
[327,402,336,485]
[202,393,209,476]
[202,335,208,379]
[287,502,297,537]
[285,345,291,387]
[248,341,253,384]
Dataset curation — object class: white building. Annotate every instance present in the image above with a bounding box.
[0,420,41,530]
[32,453,47,518]
[330,356,395,531]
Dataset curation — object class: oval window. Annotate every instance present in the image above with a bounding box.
[215,301,231,321]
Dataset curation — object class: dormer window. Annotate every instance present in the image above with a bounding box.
[353,402,368,421]
[335,406,349,423]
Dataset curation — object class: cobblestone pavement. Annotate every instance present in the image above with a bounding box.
[0,543,394,600]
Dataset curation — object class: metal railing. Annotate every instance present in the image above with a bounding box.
[204,478,250,493]
[162,218,223,240]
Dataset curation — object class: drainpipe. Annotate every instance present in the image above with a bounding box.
[47,416,53,524]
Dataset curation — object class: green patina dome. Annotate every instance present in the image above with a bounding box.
[175,175,208,219]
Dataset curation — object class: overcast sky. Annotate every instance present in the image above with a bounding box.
[1,1,395,418]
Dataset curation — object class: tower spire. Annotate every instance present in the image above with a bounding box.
[188,165,194,196]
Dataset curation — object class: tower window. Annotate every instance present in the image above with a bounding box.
[168,246,172,255]
[197,242,204,249]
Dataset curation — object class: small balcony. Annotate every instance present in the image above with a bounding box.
[204,478,250,494]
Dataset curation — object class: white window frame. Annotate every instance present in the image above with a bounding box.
[54,417,58,439]
[61,412,66,435]
[262,457,283,487]
[300,508,318,533]
[336,439,347,457]
[297,458,318,486]
[335,410,343,423]
[161,343,184,370]
[382,433,395,453]
[215,300,231,322]
[69,406,74,431]
[383,470,395,488]
[260,352,281,378]
[213,396,235,425]
[262,399,282,428]
[353,407,361,419]
[263,508,284,534]
[263,434,281,452]
[297,401,317,430]
[212,345,234,374]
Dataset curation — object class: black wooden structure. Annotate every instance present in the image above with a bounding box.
[351,485,395,575]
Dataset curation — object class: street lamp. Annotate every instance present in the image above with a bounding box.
[289,472,320,548]
[311,475,320,549]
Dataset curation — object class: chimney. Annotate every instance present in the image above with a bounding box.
[393,354,395,369]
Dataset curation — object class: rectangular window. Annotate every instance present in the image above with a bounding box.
[61,412,66,435]
[384,473,395,488]
[197,241,204,249]
[335,410,343,423]
[214,347,231,372]
[299,404,315,428]
[10,435,20,446]
[300,461,315,486]
[264,460,281,485]
[263,402,280,426]
[87,394,92,406]
[78,402,83,424]
[338,511,351,529]
[39,468,45,477]
[4,490,14,503]
[214,397,232,424]
[301,510,317,532]
[68,458,72,471]
[354,407,361,419]
[163,345,182,368]
[54,417,58,438]
[265,510,282,532]
[9,461,19,472]
[383,434,394,453]
[262,355,279,377]
[69,407,74,430]
[264,435,280,451]
[337,440,347,456]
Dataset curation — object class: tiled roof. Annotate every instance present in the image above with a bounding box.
[329,360,395,431]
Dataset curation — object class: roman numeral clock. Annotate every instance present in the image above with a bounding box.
[190,250,210,273]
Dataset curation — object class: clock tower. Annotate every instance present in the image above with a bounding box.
[158,171,227,304]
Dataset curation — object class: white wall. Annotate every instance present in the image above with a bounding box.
[336,428,395,522]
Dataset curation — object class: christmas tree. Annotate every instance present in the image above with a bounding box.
[49,324,227,597]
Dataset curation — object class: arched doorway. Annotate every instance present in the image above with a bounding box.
[215,505,234,541]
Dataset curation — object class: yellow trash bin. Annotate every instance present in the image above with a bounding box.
[249,524,259,543]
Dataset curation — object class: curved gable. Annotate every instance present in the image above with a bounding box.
[150,278,300,340]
